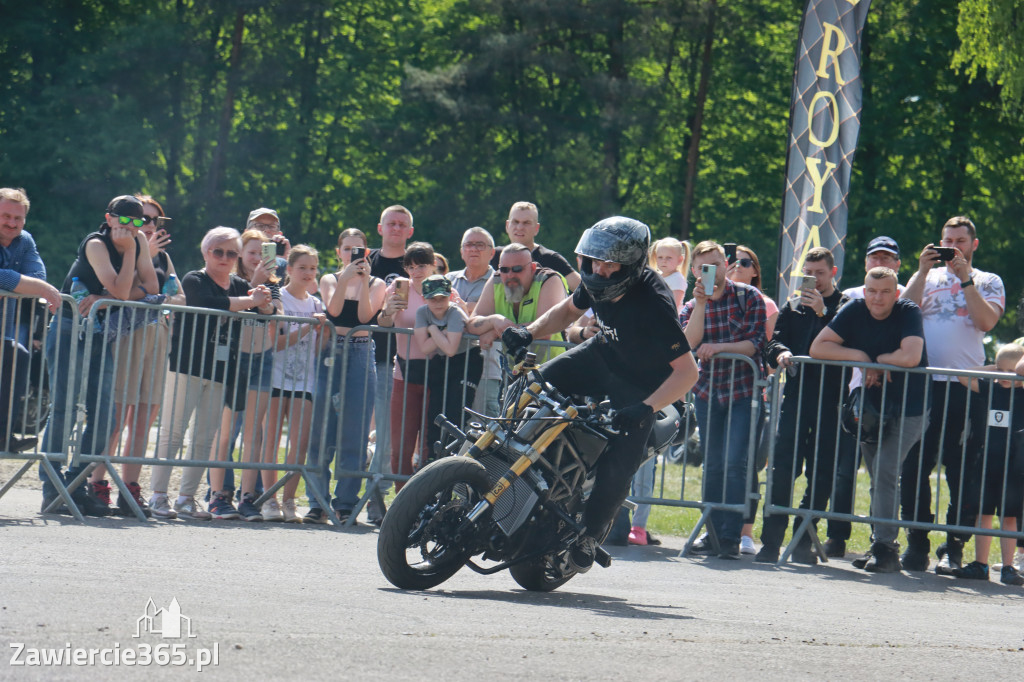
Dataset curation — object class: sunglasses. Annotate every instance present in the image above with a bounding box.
[211,248,240,260]
[735,258,755,268]
[111,214,146,228]
[141,215,170,228]
[499,264,528,274]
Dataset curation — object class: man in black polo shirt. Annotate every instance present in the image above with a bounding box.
[491,201,580,291]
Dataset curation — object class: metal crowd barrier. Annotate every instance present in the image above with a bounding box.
[762,356,1024,565]
[0,291,71,513]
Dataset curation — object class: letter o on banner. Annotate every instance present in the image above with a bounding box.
[808,91,840,148]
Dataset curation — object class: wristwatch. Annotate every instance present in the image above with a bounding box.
[961,277,975,288]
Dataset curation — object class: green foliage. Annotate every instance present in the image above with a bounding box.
[0,0,1020,340]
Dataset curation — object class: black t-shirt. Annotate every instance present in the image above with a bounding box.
[571,268,690,394]
[169,270,251,381]
[61,228,143,295]
[970,379,1024,462]
[368,248,408,364]
[828,298,929,416]
[490,243,576,279]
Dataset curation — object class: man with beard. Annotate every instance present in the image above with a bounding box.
[468,243,568,414]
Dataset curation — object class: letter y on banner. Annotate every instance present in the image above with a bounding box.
[777,0,872,303]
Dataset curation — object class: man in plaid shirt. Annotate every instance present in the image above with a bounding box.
[680,240,767,559]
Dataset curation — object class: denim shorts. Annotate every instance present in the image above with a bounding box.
[225,349,274,410]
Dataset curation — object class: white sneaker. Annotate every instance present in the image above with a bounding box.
[149,494,177,520]
[740,536,757,555]
[282,498,302,523]
[261,498,284,522]
[173,496,212,521]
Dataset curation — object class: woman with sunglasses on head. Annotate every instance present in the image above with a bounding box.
[375,241,439,491]
[303,229,386,523]
[725,244,778,556]
[89,195,183,516]
[147,227,274,520]
[39,195,160,517]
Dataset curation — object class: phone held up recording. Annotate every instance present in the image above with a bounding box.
[701,263,716,297]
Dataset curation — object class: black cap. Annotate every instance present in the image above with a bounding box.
[106,195,145,219]
[866,236,899,257]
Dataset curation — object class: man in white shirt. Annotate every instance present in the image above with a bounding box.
[899,216,1005,574]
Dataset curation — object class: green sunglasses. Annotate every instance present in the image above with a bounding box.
[111,214,146,228]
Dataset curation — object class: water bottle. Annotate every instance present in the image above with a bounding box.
[162,274,179,296]
[69,277,88,304]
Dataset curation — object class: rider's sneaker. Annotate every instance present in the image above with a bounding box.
[570,535,597,573]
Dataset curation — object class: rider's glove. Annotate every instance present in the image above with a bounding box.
[612,402,654,435]
[501,326,534,362]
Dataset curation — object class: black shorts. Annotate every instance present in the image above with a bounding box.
[271,387,313,402]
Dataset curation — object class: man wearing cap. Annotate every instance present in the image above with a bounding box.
[899,216,1005,574]
[246,207,289,279]
[842,236,906,299]
[490,202,581,291]
[415,274,477,462]
[468,243,568,415]
[40,195,159,516]
[0,188,62,454]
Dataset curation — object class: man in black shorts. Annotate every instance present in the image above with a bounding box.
[502,216,698,571]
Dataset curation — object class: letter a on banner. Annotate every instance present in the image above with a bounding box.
[777,1,872,303]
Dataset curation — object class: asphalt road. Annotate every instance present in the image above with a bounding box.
[1,486,1022,680]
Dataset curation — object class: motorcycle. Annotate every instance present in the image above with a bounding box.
[377,353,684,592]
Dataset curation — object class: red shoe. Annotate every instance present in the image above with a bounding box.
[628,526,648,545]
[91,480,112,506]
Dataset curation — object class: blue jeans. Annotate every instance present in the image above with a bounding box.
[39,314,114,498]
[308,338,376,512]
[695,394,754,546]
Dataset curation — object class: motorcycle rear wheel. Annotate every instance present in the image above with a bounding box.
[377,457,491,590]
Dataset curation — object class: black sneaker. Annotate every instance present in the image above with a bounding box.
[115,482,152,518]
[570,535,597,573]
[864,543,901,573]
[900,545,930,572]
[1000,565,1024,586]
[823,538,846,558]
[852,552,871,570]
[208,491,240,520]
[71,483,111,517]
[935,541,963,576]
[39,492,71,516]
[304,508,330,524]
[754,546,780,563]
[791,543,819,566]
[718,542,741,560]
[952,560,989,580]
[238,493,263,522]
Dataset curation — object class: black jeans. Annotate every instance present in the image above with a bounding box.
[424,347,483,462]
[539,341,654,539]
[761,383,843,549]
[900,380,978,541]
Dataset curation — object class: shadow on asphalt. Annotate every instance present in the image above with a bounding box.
[380,586,695,621]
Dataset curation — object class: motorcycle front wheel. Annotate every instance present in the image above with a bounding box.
[377,457,491,590]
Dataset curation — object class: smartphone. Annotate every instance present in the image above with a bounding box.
[351,246,366,262]
[933,246,956,262]
[701,263,716,296]
[261,242,277,264]
[800,275,817,292]
[394,278,409,305]
[275,239,287,256]
[723,243,738,264]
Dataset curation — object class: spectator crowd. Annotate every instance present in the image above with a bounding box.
[1,186,1022,586]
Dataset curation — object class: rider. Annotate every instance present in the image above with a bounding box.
[502,217,698,572]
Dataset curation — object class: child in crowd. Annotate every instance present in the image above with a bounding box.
[952,343,1024,584]
[415,274,472,467]
[264,245,326,523]
[650,237,690,312]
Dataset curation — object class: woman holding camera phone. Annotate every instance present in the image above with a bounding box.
[303,228,386,523]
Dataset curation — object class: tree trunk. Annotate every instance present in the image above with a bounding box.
[680,0,717,239]
[207,8,245,201]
